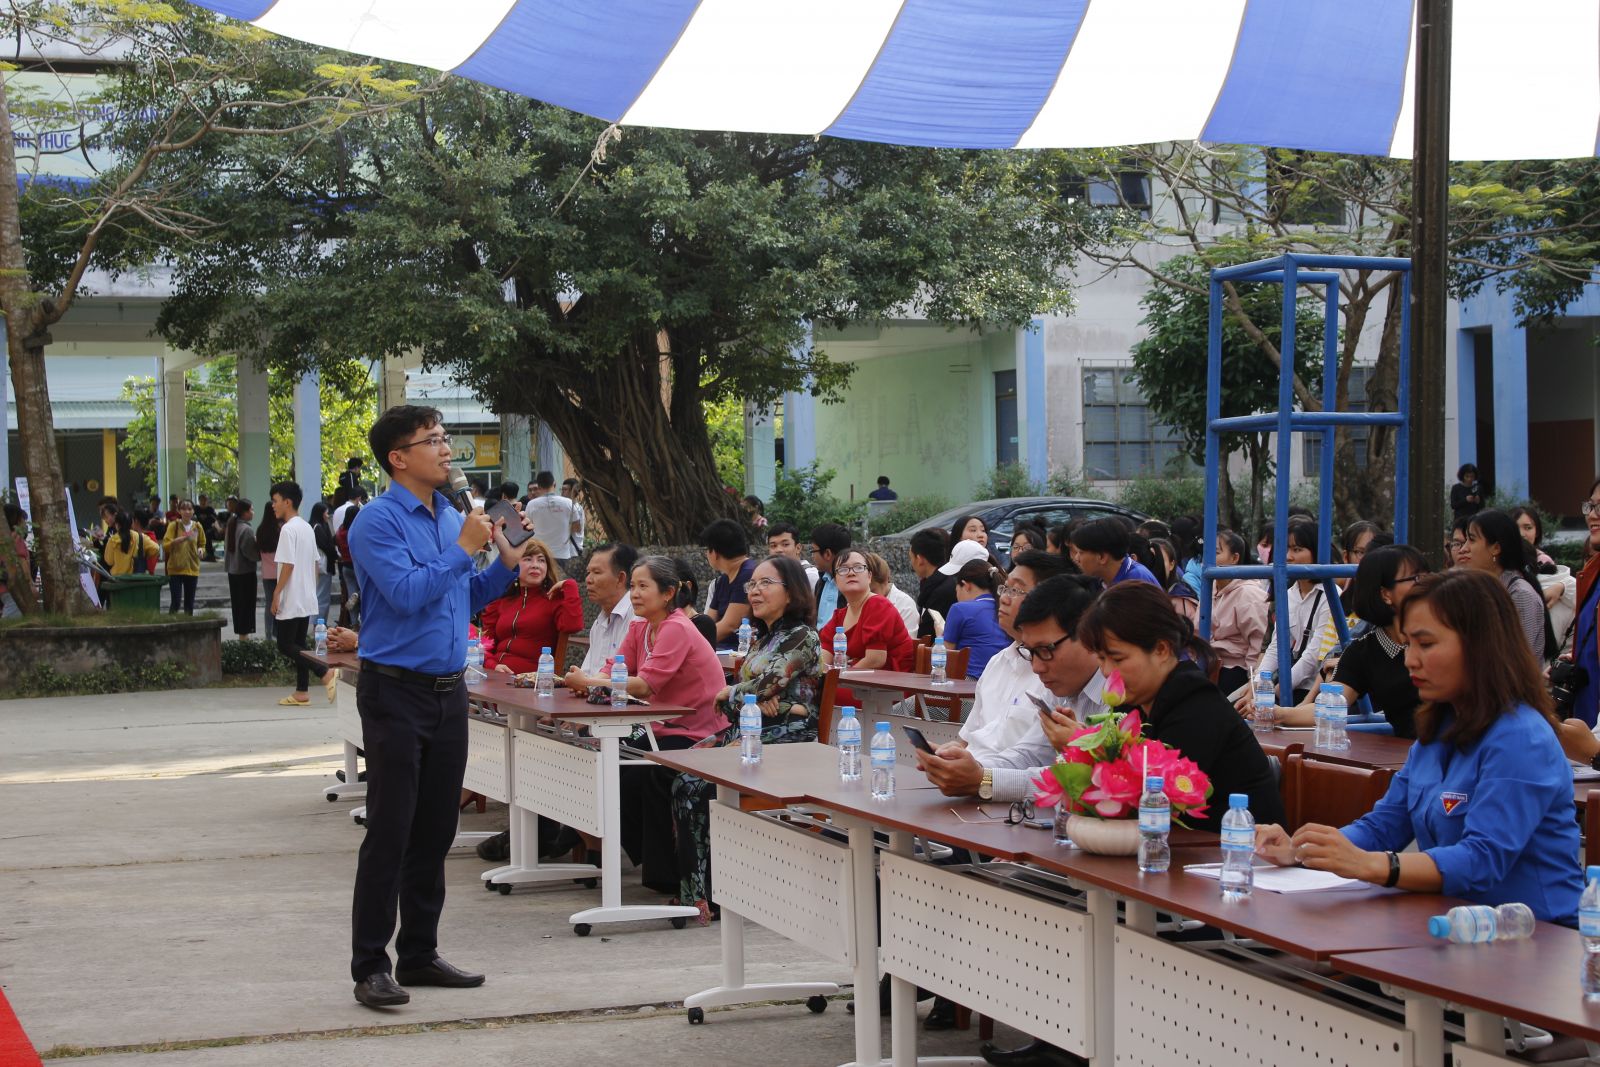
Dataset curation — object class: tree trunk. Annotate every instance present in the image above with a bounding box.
[1245,434,1268,542]
[1330,277,1402,529]
[495,328,738,545]
[0,78,90,614]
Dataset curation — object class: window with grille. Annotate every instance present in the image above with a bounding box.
[1081,368,1192,480]
[1304,365,1375,473]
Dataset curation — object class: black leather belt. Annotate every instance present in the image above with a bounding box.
[360,658,465,692]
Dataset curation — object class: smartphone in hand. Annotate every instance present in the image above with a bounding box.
[901,724,936,754]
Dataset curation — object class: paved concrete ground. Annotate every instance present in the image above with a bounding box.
[0,686,1022,1063]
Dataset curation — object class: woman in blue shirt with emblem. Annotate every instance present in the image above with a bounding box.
[1257,568,1583,925]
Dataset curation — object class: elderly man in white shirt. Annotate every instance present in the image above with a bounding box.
[572,543,639,679]
[913,561,1094,799]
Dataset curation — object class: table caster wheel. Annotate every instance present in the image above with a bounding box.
[686,1007,704,1025]
[580,878,597,890]
[496,883,512,895]
[670,916,688,930]
[807,995,828,1014]
[353,816,364,826]
[326,793,338,802]
[485,880,497,891]
[574,923,592,937]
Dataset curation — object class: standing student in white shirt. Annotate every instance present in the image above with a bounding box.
[563,478,586,559]
[526,471,579,570]
[270,481,334,707]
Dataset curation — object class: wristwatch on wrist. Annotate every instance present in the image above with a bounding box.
[1383,850,1402,888]
[978,768,994,801]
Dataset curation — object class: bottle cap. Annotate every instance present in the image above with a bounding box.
[1427,916,1450,939]
[1589,866,1600,883]
[542,646,551,654]
[614,655,625,664]
[876,721,891,731]
[317,617,324,625]
[744,694,757,704]
[1322,682,1343,695]
[1228,793,1248,808]
[934,637,944,646]
[840,705,856,716]
[1146,776,1164,791]
[1259,670,1272,682]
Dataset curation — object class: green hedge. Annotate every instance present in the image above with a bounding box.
[221,637,292,675]
[10,662,188,699]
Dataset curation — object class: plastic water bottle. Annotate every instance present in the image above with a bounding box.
[1428,903,1535,944]
[535,646,556,697]
[1252,670,1277,732]
[869,722,895,800]
[1138,775,1171,874]
[314,618,327,657]
[465,637,485,683]
[1321,682,1349,750]
[1219,794,1256,899]
[610,655,629,709]
[835,705,862,781]
[736,617,752,657]
[1052,753,1072,846]
[1581,866,1600,998]
[833,629,849,671]
[930,637,949,686]
[738,694,763,764]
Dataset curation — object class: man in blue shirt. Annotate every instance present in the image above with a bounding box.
[345,405,526,1009]
[809,523,852,625]
[1068,517,1162,590]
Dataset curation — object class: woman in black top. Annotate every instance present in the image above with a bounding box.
[1076,581,1285,833]
[1332,545,1429,738]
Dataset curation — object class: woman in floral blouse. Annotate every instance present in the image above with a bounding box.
[672,554,822,922]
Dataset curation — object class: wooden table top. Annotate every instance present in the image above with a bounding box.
[1255,729,1413,769]
[302,650,362,672]
[1331,924,1600,1041]
[839,669,979,699]
[470,673,693,720]
[805,782,1043,861]
[1020,847,1466,961]
[646,743,843,804]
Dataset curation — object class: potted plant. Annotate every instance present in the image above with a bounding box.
[1031,672,1213,855]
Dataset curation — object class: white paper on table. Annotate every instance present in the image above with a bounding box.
[1572,762,1600,782]
[1183,862,1369,893]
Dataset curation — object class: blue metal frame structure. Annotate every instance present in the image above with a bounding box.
[1197,254,1412,709]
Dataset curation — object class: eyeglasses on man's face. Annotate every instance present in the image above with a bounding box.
[396,433,452,452]
[1445,539,1466,554]
[1017,634,1071,662]
[744,578,786,594]
[998,582,1030,600]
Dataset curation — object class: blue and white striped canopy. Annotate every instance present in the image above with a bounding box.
[197,0,1600,160]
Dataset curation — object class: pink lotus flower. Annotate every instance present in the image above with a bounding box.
[1080,755,1142,818]
[1031,769,1065,809]
[1101,670,1127,708]
[1162,756,1211,811]
[1126,739,1175,781]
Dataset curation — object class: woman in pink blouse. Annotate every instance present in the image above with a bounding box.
[567,554,728,893]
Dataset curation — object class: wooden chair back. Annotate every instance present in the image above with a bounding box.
[1586,790,1600,870]
[552,631,571,670]
[816,668,842,746]
[912,643,972,680]
[1280,753,1394,834]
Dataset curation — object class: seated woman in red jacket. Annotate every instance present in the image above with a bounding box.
[820,547,916,706]
[481,537,584,675]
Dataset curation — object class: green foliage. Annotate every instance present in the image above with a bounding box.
[1548,540,1587,571]
[220,637,291,676]
[973,462,1042,500]
[8,661,188,699]
[1045,467,1103,499]
[867,496,954,537]
[1116,476,1208,523]
[118,356,377,501]
[0,607,204,629]
[704,395,746,492]
[768,463,862,537]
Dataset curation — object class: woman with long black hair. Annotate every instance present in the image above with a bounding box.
[1461,509,1546,659]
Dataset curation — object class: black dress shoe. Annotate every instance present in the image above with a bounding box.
[353,973,409,1008]
[476,831,510,862]
[924,996,959,1030]
[980,1040,1084,1067]
[395,958,485,988]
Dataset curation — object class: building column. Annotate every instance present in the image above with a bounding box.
[1489,319,1529,498]
[379,355,406,412]
[293,370,322,499]
[743,402,776,501]
[500,413,532,492]
[1019,317,1047,484]
[237,356,271,510]
[534,420,564,478]
[1455,329,1476,469]
[160,362,186,503]
[782,323,816,470]
[101,429,118,500]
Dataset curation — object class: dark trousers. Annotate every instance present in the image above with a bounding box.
[351,671,469,980]
[275,615,324,692]
[262,578,277,639]
[168,574,198,615]
[227,573,257,635]
[338,564,360,628]
[619,733,696,894]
